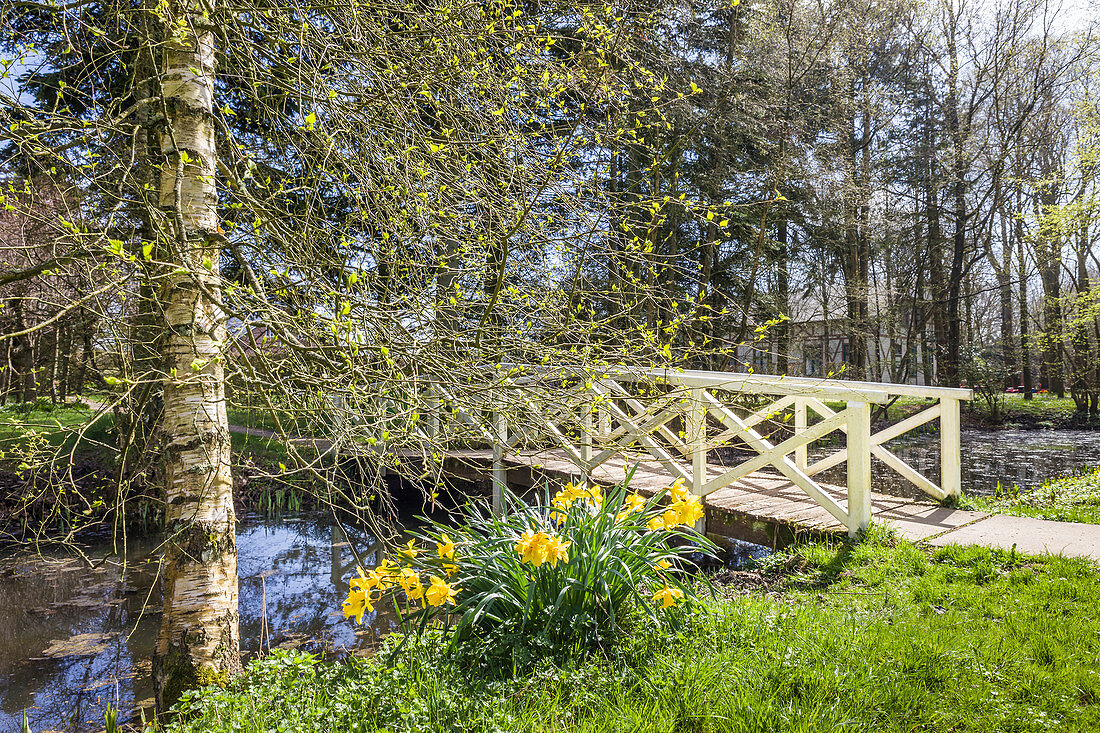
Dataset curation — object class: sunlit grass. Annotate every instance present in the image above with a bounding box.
[166,530,1100,733]
[0,399,115,462]
[962,465,1100,524]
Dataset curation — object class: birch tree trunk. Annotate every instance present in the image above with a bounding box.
[151,0,241,711]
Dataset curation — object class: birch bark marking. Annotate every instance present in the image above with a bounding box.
[152,0,241,712]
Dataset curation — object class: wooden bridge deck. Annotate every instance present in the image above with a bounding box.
[437,448,980,548]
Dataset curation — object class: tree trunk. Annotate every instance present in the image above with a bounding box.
[49,326,59,404]
[927,185,947,385]
[775,215,790,374]
[0,335,10,406]
[152,0,241,712]
[58,324,71,403]
[1034,174,1065,398]
[941,14,968,389]
[1015,185,1032,399]
[991,177,1015,386]
[12,301,36,404]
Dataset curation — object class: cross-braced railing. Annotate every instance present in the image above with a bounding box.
[344,366,970,538]
[479,367,971,538]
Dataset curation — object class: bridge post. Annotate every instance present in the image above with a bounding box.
[846,401,872,537]
[794,397,807,471]
[492,408,507,512]
[580,401,593,482]
[687,387,707,534]
[940,397,962,500]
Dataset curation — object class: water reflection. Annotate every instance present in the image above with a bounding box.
[811,428,1100,498]
[0,515,389,733]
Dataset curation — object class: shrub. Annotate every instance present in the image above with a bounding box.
[343,478,715,660]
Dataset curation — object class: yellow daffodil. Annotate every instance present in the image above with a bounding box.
[672,497,705,527]
[616,492,647,522]
[667,477,690,503]
[543,534,571,566]
[515,529,538,558]
[342,586,374,624]
[349,566,369,590]
[398,568,425,600]
[527,535,551,567]
[436,533,455,560]
[515,530,569,568]
[350,565,386,593]
[584,485,604,509]
[443,562,459,576]
[657,559,672,570]
[425,575,459,606]
[646,515,668,532]
[399,539,419,560]
[652,584,684,609]
[552,483,603,514]
[373,559,401,590]
[551,486,580,511]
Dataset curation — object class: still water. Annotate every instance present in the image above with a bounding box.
[811,428,1100,498]
[1,428,1098,732]
[0,516,391,733]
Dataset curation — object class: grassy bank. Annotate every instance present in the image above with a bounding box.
[0,400,328,525]
[167,531,1100,733]
[962,465,1100,524]
[992,393,1081,422]
[816,393,1084,431]
[0,399,114,459]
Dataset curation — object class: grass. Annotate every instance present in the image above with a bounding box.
[990,394,1081,424]
[0,398,115,463]
[0,398,293,466]
[0,398,324,521]
[961,465,1100,524]
[226,401,337,438]
[166,530,1100,733]
[825,394,1082,427]
[230,429,294,464]
[226,405,292,434]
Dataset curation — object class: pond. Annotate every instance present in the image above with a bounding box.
[810,427,1100,499]
[0,515,393,733]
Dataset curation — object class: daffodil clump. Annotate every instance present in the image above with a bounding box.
[342,477,713,654]
[342,539,461,626]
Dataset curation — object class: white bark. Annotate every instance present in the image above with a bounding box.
[151,0,241,711]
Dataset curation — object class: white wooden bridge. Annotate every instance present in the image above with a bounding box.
[349,366,972,542]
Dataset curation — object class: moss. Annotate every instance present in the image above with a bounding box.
[195,664,231,688]
[155,614,241,713]
[154,643,201,713]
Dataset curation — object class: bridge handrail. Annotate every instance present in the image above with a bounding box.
[506,363,972,402]
[492,363,970,537]
[341,364,970,538]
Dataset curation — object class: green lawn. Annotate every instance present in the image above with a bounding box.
[0,400,294,466]
[166,531,1100,733]
[962,466,1100,525]
[993,393,1081,423]
[0,399,115,463]
[226,405,293,434]
[822,393,1081,427]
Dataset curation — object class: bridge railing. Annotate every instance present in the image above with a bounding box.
[346,366,970,538]
[479,366,971,538]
